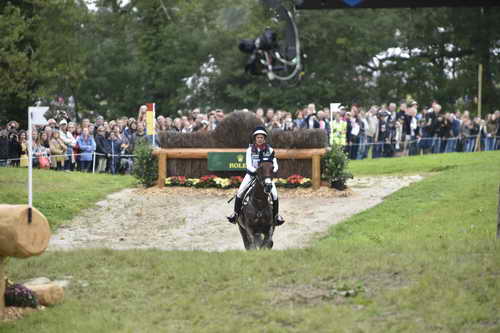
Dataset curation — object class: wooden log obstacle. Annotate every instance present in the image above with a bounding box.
[0,205,51,313]
[153,148,327,190]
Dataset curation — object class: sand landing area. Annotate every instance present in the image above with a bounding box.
[49,175,422,251]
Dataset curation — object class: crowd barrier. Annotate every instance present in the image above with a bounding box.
[2,134,498,178]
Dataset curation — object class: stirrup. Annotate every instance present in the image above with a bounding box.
[275,215,285,226]
[227,212,238,224]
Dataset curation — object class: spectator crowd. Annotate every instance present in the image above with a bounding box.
[1,100,499,174]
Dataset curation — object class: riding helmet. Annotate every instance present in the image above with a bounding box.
[252,126,268,137]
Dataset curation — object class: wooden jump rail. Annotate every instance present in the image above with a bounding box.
[152,148,327,190]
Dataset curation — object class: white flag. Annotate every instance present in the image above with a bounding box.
[29,107,50,126]
[330,103,341,112]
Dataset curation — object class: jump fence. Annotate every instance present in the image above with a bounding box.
[152,148,327,190]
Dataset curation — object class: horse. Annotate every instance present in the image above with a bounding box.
[237,160,276,250]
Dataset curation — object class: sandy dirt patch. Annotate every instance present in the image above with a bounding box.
[48,175,422,251]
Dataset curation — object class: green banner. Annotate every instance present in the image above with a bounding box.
[208,152,246,171]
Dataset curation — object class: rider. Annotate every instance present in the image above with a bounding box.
[227,126,285,226]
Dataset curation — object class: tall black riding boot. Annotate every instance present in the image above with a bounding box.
[227,196,243,224]
[273,199,285,226]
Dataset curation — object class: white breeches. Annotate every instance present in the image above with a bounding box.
[237,173,278,200]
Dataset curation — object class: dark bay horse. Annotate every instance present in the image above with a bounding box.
[237,161,275,250]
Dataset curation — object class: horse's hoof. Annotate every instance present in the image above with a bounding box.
[275,216,285,226]
[227,213,238,224]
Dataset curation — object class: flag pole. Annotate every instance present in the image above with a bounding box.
[478,63,483,119]
[153,103,156,148]
[28,108,33,223]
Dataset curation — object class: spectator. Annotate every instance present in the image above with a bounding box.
[348,110,362,160]
[357,110,368,160]
[402,101,418,156]
[365,107,379,158]
[108,131,122,174]
[33,132,51,169]
[485,113,497,151]
[60,121,77,171]
[293,109,304,129]
[264,108,274,129]
[0,129,10,167]
[435,113,451,154]
[95,115,105,128]
[304,110,320,129]
[317,110,331,141]
[95,126,111,173]
[283,113,294,131]
[76,127,96,172]
[49,130,67,171]
[19,131,29,168]
[330,110,347,147]
[445,113,461,153]
[8,132,21,167]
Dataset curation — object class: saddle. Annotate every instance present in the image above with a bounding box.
[242,179,273,207]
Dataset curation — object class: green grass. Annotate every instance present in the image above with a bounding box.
[2,152,500,332]
[0,168,136,229]
[348,151,486,176]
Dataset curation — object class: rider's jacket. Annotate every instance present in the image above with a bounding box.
[246,144,278,174]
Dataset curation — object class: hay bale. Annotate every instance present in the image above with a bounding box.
[212,111,262,148]
[158,131,217,148]
[270,129,327,149]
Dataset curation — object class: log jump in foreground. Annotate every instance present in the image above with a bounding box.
[0,205,51,314]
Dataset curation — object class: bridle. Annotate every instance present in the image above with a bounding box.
[255,160,274,196]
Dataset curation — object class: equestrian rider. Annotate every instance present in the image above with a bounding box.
[227,126,285,226]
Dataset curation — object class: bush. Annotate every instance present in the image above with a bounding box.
[321,143,353,190]
[132,142,158,187]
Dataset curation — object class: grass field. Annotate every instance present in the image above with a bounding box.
[0,168,136,229]
[1,152,500,332]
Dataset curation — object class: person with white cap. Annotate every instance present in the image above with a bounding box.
[227,126,285,226]
[58,119,77,171]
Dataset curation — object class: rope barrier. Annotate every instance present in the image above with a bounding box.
[339,134,498,147]
[1,135,498,166]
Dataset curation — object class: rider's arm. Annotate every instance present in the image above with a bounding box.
[246,147,256,174]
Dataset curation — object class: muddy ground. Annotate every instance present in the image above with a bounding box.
[49,175,422,251]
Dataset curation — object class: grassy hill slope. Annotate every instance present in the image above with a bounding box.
[2,151,499,332]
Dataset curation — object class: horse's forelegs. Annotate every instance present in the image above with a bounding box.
[263,226,275,249]
[246,231,258,250]
[238,224,252,250]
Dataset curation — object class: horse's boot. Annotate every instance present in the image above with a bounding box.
[273,199,285,226]
[227,196,243,224]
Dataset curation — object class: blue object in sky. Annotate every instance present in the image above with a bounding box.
[343,0,364,7]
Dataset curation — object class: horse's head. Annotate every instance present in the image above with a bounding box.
[257,160,274,194]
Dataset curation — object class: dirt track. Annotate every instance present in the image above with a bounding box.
[49,175,422,251]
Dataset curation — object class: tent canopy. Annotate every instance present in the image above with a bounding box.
[296,0,500,10]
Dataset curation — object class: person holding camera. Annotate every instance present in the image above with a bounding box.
[7,132,21,167]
